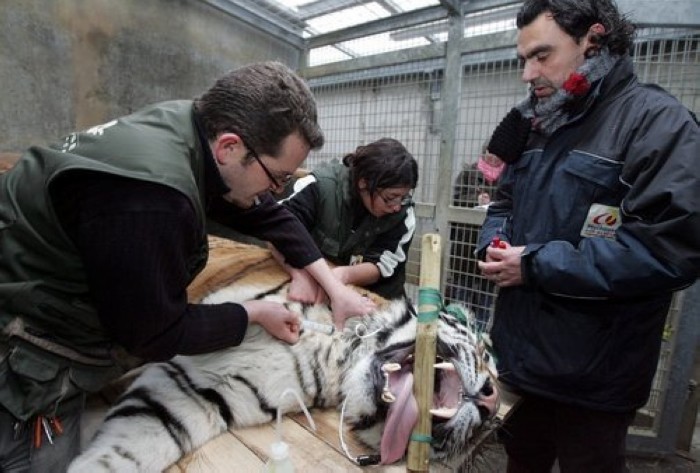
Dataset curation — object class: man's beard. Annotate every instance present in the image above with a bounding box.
[516,48,619,136]
[530,78,556,105]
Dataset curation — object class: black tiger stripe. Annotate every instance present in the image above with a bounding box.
[437,339,460,359]
[371,303,413,346]
[165,361,235,427]
[349,404,387,433]
[341,336,363,365]
[97,457,117,472]
[254,282,290,300]
[375,339,413,357]
[158,363,210,413]
[291,341,323,408]
[322,342,333,370]
[288,344,317,403]
[232,375,277,419]
[310,344,325,408]
[105,387,188,455]
[112,445,140,469]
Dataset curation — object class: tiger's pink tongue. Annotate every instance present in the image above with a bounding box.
[380,369,418,464]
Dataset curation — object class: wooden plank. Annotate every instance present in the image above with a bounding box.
[231,417,365,472]
[288,410,403,471]
[163,410,410,472]
[167,431,264,473]
[289,409,365,457]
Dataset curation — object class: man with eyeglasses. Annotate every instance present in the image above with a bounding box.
[0,61,374,471]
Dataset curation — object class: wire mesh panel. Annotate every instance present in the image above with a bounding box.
[308,70,441,203]
[308,68,443,307]
[444,57,525,330]
[634,29,700,111]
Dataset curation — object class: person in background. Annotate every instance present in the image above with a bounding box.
[0,61,375,471]
[276,138,418,303]
[478,1,700,471]
[447,142,505,330]
[453,142,505,208]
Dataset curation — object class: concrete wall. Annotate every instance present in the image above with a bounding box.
[0,0,301,151]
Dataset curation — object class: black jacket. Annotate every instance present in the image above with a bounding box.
[479,56,700,412]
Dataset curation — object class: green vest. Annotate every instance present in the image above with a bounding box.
[0,100,208,420]
[311,161,408,298]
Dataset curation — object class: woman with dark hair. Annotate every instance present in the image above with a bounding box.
[276,138,418,304]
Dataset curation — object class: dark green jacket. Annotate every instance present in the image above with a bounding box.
[0,100,207,420]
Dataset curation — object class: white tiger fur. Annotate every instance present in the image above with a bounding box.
[68,240,499,472]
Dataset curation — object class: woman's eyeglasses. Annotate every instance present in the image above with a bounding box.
[379,191,412,207]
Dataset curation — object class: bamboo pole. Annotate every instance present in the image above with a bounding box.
[407,234,441,472]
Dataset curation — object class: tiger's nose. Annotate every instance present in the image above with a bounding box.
[476,380,499,417]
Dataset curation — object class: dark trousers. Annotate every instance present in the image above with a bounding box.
[0,393,84,473]
[500,393,636,473]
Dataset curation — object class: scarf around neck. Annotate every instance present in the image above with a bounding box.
[515,48,618,136]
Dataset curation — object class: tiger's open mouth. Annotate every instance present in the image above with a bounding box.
[379,354,498,465]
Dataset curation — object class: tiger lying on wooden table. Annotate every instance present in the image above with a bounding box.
[68,237,499,472]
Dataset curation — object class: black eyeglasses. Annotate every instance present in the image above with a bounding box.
[245,145,293,190]
[379,191,413,207]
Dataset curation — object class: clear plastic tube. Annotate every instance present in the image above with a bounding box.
[262,388,316,473]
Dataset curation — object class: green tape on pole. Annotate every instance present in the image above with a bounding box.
[417,287,442,323]
[410,433,433,443]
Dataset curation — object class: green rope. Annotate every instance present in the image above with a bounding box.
[445,303,469,325]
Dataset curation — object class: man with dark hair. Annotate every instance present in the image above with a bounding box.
[0,61,374,471]
[478,0,700,471]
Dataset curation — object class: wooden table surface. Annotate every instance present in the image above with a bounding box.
[162,402,513,472]
[165,409,409,473]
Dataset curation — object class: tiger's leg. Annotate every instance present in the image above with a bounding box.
[68,360,231,473]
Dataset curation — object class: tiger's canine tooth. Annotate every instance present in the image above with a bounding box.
[430,407,458,419]
[381,362,402,372]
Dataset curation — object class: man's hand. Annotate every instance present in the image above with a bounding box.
[242,300,301,344]
[478,242,526,287]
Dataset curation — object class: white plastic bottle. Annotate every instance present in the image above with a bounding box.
[261,388,315,473]
[262,440,295,473]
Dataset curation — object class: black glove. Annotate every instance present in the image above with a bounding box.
[487,108,531,164]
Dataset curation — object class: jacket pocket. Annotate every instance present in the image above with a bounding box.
[522,299,614,384]
[562,150,625,203]
[0,342,67,420]
[69,362,121,392]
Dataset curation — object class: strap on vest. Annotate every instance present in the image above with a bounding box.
[3,318,114,367]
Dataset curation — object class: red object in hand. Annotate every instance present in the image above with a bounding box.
[491,237,507,249]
